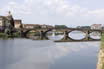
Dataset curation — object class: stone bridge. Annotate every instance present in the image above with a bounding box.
[18,28,104,42]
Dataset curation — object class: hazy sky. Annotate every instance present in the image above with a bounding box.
[0,0,104,27]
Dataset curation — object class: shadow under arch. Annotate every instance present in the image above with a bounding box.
[23,28,53,40]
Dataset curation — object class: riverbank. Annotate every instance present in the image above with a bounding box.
[0,33,21,39]
[97,33,104,69]
[0,33,8,39]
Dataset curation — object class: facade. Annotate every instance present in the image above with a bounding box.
[23,24,53,29]
[23,24,41,29]
[14,20,22,29]
[41,25,47,28]
[0,16,8,31]
[91,24,102,30]
[41,24,53,29]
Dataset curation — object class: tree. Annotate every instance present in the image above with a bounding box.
[55,25,68,29]
[76,26,90,29]
[10,17,14,27]
[20,24,23,29]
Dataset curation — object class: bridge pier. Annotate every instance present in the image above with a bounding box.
[82,30,90,41]
[38,31,49,40]
[82,30,100,41]
[63,30,69,40]
[55,30,74,42]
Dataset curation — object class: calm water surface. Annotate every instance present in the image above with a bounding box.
[0,38,100,69]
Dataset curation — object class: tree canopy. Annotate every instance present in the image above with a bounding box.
[55,25,68,29]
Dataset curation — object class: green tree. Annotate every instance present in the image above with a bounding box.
[20,24,23,29]
[55,25,68,29]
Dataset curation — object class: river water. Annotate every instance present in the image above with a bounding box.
[0,32,101,69]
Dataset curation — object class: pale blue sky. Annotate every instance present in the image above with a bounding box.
[0,0,104,27]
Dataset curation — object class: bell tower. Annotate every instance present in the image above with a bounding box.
[7,11,14,28]
[8,11,12,16]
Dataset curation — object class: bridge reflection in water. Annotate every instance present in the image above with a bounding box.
[20,28,103,42]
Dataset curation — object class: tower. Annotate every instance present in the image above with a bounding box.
[7,11,14,28]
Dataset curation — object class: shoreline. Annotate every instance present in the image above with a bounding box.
[97,33,104,69]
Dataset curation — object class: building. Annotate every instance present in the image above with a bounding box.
[91,24,102,30]
[0,11,22,32]
[0,16,8,31]
[41,24,53,29]
[14,20,22,29]
[23,24,53,29]
[41,24,47,28]
[23,24,41,29]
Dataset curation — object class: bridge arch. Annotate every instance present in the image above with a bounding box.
[89,31,101,40]
[22,28,53,40]
[68,30,86,41]
[58,29,102,41]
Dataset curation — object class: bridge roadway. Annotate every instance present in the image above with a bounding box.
[18,28,104,42]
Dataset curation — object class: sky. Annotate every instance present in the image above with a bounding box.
[0,0,104,27]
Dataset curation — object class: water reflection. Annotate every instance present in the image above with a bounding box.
[0,39,100,69]
[90,32,101,39]
[47,32,64,40]
[69,31,86,40]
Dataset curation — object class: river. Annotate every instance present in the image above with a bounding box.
[0,32,101,69]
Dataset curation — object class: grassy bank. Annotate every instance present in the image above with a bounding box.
[101,33,104,69]
[101,33,104,50]
[102,64,104,69]
[0,32,21,39]
[0,33,8,39]
[97,33,104,69]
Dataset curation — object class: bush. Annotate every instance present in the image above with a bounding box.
[0,33,8,38]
